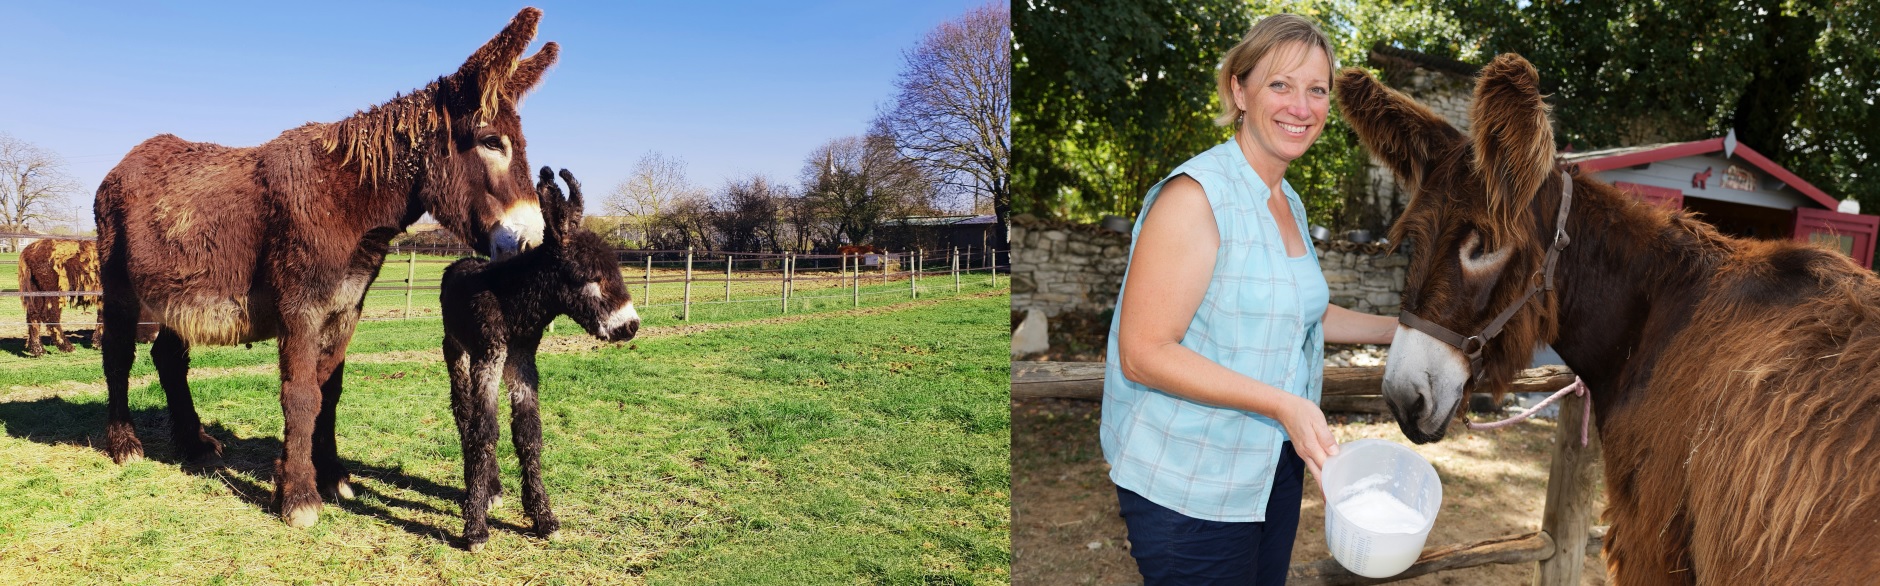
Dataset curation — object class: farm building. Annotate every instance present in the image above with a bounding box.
[876,214,999,256]
[1563,133,1878,267]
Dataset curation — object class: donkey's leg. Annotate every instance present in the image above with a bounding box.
[275,326,326,528]
[100,295,143,463]
[49,305,75,353]
[505,351,559,539]
[312,358,353,500]
[451,340,506,551]
[153,327,222,465]
[24,302,46,357]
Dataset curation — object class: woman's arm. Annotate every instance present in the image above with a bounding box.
[1323,304,1397,345]
[1115,175,1340,479]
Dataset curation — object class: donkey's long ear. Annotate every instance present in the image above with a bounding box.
[454,8,543,120]
[1336,67,1466,195]
[557,169,585,229]
[537,166,566,244]
[458,8,541,79]
[507,41,559,100]
[1470,54,1555,235]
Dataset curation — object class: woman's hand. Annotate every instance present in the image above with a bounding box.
[1277,394,1339,487]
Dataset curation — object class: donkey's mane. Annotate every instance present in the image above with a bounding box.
[317,68,524,187]
[317,85,448,186]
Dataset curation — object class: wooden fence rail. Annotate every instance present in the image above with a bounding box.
[0,249,1009,328]
[1014,361,1601,585]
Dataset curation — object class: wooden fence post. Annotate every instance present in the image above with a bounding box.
[953,247,961,293]
[683,247,693,321]
[911,249,920,299]
[403,251,416,319]
[644,255,652,306]
[987,248,996,287]
[851,254,860,308]
[725,254,733,302]
[1535,393,1600,585]
[781,254,791,315]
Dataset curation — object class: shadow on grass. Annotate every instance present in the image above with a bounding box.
[0,395,528,546]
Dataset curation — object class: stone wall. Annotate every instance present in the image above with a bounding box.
[1010,215,1130,317]
[1317,244,1407,316]
[1011,214,1409,317]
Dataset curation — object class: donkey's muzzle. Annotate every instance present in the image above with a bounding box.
[599,301,641,342]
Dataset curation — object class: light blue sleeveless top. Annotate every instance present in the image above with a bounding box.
[1101,138,1329,522]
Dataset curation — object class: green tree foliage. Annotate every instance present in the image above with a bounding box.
[1426,0,1878,206]
[1014,0,1458,226]
[1014,0,1250,221]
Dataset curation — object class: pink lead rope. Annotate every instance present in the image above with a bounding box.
[1465,377,1592,447]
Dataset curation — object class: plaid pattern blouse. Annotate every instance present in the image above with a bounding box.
[1101,138,1328,522]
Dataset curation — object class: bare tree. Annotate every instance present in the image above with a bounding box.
[605,152,704,248]
[801,133,935,248]
[651,195,718,252]
[876,3,1010,247]
[713,175,788,253]
[0,133,80,250]
[778,192,829,252]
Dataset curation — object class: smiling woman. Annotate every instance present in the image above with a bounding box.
[1100,13,1402,585]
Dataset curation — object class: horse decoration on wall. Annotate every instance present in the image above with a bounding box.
[93,7,558,529]
[1340,54,1880,583]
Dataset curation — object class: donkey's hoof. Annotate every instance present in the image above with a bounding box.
[334,479,356,500]
[466,540,486,553]
[283,505,321,528]
[543,529,562,542]
[487,494,503,510]
[107,425,144,464]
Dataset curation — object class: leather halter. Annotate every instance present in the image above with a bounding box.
[1399,170,1574,375]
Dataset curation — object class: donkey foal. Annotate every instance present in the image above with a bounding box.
[441,168,641,551]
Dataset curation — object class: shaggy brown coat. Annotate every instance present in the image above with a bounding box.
[1341,54,1880,584]
[16,238,159,356]
[92,8,558,529]
[17,239,100,356]
[440,168,639,551]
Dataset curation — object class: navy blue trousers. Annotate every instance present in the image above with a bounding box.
[1117,441,1305,585]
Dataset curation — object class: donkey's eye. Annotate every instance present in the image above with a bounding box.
[479,136,504,151]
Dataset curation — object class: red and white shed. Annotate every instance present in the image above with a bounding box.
[1563,134,1878,267]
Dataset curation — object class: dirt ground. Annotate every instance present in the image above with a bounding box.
[1012,396,1610,585]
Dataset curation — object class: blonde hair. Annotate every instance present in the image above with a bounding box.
[1215,14,1339,127]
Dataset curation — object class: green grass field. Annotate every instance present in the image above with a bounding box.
[0,287,1012,584]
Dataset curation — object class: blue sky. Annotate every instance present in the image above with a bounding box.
[0,1,987,227]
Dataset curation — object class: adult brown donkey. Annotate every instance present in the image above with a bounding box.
[1343,54,1880,583]
[94,8,558,528]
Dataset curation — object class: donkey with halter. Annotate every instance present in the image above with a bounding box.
[1341,54,1880,583]
[441,167,641,551]
[94,8,557,528]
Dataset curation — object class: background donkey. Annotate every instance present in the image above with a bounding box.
[16,239,158,357]
[441,167,641,551]
[18,239,101,356]
[93,8,557,528]
[1342,54,1880,583]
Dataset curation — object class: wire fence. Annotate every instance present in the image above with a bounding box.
[0,242,1008,330]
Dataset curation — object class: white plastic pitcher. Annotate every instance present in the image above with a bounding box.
[1322,438,1443,578]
